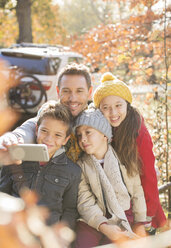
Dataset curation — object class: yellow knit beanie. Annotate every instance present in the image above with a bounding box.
[93,72,132,108]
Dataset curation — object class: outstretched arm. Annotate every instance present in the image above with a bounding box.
[0,118,37,165]
[12,117,37,143]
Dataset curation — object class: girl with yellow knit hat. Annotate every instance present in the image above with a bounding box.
[93,72,166,234]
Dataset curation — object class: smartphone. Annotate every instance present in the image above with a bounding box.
[8,144,49,162]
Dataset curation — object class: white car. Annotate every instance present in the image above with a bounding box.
[0,43,83,114]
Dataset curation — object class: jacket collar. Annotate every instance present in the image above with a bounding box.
[51,147,67,165]
[53,146,65,157]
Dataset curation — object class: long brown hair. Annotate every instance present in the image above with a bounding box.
[111,103,142,176]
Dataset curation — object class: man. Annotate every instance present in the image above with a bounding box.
[0,63,93,165]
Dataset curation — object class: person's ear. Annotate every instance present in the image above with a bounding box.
[36,124,38,136]
[63,135,70,146]
[56,86,60,96]
[88,86,93,99]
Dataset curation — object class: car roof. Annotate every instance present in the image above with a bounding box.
[0,44,83,59]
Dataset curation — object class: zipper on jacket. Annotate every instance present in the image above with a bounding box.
[34,167,42,190]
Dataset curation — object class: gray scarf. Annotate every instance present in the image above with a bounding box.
[91,145,135,237]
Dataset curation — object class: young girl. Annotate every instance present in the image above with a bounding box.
[93,72,166,233]
[74,107,147,248]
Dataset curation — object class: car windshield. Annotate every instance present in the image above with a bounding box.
[0,52,60,75]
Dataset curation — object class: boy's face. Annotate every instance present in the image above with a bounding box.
[56,75,92,117]
[76,125,108,160]
[36,117,70,158]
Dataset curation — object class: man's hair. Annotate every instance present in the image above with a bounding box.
[57,63,92,89]
[37,100,73,137]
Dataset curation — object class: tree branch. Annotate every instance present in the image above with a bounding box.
[89,0,105,24]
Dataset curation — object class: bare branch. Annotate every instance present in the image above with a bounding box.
[89,0,106,24]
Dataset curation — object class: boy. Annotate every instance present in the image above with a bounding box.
[74,107,147,248]
[0,101,81,229]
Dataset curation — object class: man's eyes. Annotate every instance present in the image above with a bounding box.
[61,89,84,93]
[62,89,70,93]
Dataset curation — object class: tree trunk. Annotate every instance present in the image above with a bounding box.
[16,0,33,43]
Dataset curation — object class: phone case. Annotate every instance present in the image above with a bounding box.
[8,144,49,162]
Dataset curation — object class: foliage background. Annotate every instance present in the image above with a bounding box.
[0,0,170,212]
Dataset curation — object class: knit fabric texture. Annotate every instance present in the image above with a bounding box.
[93,72,132,108]
[91,153,135,237]
[74,108,112,142]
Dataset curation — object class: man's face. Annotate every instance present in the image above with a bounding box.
[57,75,92,117]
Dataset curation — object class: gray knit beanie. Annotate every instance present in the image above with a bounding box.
[74,107,112,142]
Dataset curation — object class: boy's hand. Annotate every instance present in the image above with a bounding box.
[0,133,24,165]
[1,133,23,146]
[133,223,147,237]
[99,223,129,241]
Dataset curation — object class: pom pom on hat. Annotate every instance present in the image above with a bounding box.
[93,72,132,108]
[101,72,116,82]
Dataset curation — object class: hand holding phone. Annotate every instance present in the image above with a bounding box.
[8,144,49,162]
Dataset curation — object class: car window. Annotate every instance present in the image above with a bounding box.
[68,57,83,64]
[0,53,60,75]
[49,58,61,75]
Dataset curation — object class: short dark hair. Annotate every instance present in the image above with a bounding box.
[37,100,73,136]
[57,63,92,89]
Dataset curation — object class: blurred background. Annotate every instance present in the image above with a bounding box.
[0,0,170,244]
